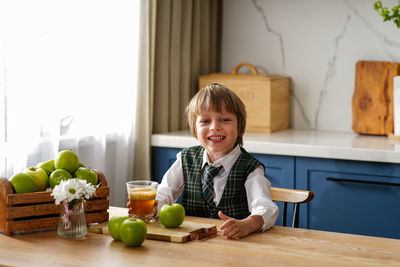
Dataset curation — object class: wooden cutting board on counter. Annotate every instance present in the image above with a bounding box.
[88,220,217,243]
[352,60,400,135]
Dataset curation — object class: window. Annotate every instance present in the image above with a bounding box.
[0,0,141,179]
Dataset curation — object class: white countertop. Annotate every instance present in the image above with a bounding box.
[151,129,400,164]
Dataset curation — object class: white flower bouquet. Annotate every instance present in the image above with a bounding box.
[51,178,97,230]
[51,178,97,206]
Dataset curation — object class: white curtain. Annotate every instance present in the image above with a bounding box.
[0,0,144,207]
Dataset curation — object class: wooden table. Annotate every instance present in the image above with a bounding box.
[1,207,400,267]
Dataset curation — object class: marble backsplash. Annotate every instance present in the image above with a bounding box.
[221,0,400,133]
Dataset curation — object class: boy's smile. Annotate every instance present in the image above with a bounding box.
[196,107,238,163]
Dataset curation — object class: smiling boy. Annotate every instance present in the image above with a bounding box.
[154,83,279,239]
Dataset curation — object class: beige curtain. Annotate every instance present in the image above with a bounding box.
[133,0,221,181]
[133,0,152,180]
[151,0,222,133]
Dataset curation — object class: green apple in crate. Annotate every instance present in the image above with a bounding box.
[24,167,48,191]
[77,162,85,168]
[9,173,36,194]
[54,150,80,173]
[49,169,73,189]
[74,167,98,185]
[36,159,55,176]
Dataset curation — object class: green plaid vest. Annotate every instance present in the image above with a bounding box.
[180,146,264,219]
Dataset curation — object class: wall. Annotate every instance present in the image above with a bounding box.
[221,0,400,132]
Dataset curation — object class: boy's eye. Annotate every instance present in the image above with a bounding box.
[221,118,231,122]
[200,120,209,123]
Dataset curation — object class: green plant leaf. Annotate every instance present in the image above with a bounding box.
[374,0,400,28]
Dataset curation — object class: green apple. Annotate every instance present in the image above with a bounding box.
[54,150,79,173]
[49,169,73,189]
[9,173,36,194]
[36,160,55,176]
[159,203,185,228]
[74,167,98,185]
[108,216,130,241]
[25,167,48,191]
[77,162,85,168]
[120,218,147,247]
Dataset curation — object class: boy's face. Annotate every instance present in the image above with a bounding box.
[195,106,238,163]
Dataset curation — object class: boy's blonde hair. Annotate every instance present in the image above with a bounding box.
[186,83,246,146]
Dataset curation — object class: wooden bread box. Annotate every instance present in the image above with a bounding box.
[199,63,290,133]
[0,169,109,236]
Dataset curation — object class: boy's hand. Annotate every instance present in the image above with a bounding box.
[126,197,158,217]
[218,211,263,239]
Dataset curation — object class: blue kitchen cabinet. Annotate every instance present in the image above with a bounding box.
[296,157,400,239]
[251,153,295,225]
[152,147,181,183]
[152,147,295,226]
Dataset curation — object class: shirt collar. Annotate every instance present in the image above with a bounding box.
[202,145,241,174]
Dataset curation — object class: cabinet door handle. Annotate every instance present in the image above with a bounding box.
[326,177,400,187]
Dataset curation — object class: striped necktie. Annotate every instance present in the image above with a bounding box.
[202,164,223,207]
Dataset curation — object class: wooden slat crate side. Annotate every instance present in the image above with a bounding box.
[8,202,61,219]
[86,211,109,224]
[5,211,109,234]
[93,186,110,198]
[7,217,59,233]
[5,199,109,219]
[8,191,53,205]
[84,199,109,213]
[0,178,13,235]
[93,169,108,186]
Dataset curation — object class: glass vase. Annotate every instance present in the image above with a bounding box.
[57,200,88,239]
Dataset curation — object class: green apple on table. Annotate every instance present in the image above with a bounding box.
[159,203,185,228]
[108,216,130,241]
[36,159,55,176]
[24,167,48,191]
[120,218,147,247]
[74,167,98,185]
[49,169,73,189]
[9,173,36,194]
[54,150,80,173]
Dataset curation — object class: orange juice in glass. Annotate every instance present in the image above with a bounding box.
[126,181,158,222]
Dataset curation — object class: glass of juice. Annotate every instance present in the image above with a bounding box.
[126,180,158,222]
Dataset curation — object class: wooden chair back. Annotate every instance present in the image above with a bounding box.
[270,187,314,228]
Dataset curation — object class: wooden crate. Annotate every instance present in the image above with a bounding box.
[199,62,290,133]
[0,169,109,236]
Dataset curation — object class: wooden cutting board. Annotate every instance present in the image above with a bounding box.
[352,60,400,135]
[88,220,217,243]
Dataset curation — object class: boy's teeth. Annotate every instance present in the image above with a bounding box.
[209,136,224,140]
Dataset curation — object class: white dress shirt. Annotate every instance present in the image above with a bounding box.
[156,145,279,231]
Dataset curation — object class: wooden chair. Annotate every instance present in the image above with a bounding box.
[270,187,314,228]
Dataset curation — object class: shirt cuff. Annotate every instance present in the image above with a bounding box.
[251,206,279,232]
